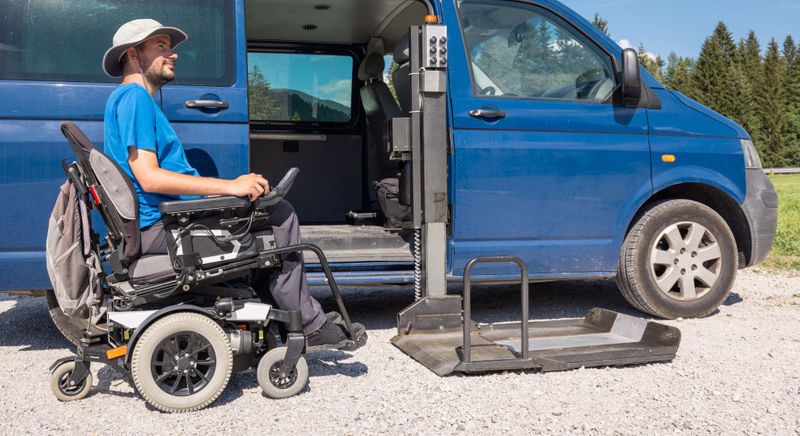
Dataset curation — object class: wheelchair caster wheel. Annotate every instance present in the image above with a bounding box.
[257,347,308,399]
[50,361,92,402]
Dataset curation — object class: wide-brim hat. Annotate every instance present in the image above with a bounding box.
[102,18,188,77]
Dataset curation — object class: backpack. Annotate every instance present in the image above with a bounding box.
[45,180,103,319]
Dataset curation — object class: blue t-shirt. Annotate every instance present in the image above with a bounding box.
[103,83,201,228]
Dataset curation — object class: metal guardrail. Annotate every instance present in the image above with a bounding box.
[764,168,800,175]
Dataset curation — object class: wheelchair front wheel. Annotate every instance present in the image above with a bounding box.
[50,361,92,402]
[257,347,308,399]
[130,312,233,413]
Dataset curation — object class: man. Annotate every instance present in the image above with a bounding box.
[101,19,357,347]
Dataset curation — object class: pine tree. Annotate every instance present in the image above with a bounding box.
[248,65,278,121]
[757,39,790,167]
[592,13,609,36]
[690,22,739,120]
[783,35,797,67]
[665,52,694,94]
[636,44,665,83]
[783,42,800,165]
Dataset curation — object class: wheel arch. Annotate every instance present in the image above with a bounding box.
[624,182,752,268]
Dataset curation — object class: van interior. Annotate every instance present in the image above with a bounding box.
[244,0,431,267]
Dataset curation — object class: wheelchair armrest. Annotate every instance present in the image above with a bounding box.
[159,196,250,215]
[254,167,299,209]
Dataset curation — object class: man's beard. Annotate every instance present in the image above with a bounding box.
[142,59,175,87]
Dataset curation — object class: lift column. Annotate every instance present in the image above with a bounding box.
[410,22,449,298]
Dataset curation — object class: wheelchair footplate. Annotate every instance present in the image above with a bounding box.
[391,257,681,376]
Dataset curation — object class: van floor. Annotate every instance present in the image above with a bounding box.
[300,225,414,264]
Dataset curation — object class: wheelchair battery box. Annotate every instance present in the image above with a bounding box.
[171,229,259,268]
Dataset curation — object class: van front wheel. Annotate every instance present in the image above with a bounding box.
[616,200,738,319]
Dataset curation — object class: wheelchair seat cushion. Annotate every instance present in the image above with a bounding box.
[129,254,175,285]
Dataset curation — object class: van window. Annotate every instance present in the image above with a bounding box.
[248,53,353,123]
[0,0,234,86]
[455,0,616,103]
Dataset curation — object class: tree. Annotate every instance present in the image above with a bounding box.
[592,13,609,36]
[783,35,797,67]
[690,22,738,118]
[665,52,694,94]
[248,65,278,121]
[757,39,790,167]
[638,43,665,83]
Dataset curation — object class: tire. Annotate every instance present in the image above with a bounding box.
[46,291,104,346]
[130,312,233,413]
[616,199,737,319]
[257,347,308,399]
[50,361,93,402]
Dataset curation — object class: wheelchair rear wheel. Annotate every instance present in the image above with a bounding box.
[257,347,308,399]
[130,312,233,413]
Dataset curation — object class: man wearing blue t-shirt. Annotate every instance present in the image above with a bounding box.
[102,19,357,347]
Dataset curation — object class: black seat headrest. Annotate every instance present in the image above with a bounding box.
[393,34,410,65]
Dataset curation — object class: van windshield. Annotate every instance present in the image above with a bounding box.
[248,53,353,124]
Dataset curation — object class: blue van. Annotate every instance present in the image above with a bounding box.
[0,0,777,321]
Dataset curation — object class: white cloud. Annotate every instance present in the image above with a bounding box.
[317,79,352,105]
[618,38,658,61]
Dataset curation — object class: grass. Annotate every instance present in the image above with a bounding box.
[762,174,800,270]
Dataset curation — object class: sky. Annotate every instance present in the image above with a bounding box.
[568,0,800,59]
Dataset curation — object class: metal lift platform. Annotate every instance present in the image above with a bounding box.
[391,257,681,376]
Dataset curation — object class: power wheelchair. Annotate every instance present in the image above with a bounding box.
[49,122,366,412]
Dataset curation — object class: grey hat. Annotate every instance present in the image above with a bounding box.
[102,19,188,77]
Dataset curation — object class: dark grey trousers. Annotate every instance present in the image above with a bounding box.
[140,199,326,335]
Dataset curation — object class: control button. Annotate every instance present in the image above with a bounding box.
[440,57,447,65]
[440,37,447,44]
[430,47,437,54]
[430,37,437,44]
[440,47,447,54]
[430,57,438,65]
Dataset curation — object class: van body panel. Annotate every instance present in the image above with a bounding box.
[648,90,742,138]
[443,0,651,278]
[671,91,750,139]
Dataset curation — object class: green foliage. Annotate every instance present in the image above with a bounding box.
[763,175,800,269]
[592,13,609,36]
[248,65,279,121]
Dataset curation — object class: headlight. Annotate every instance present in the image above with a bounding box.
[741,139,762,169]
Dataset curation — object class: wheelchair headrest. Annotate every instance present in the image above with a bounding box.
[393,33,410,65]
[61,121,95,163]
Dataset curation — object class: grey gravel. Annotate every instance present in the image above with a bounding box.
[1,268,799,434]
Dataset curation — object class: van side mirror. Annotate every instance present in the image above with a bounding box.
[621,48,642,105]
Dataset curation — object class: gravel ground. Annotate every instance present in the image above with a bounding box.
[1,269,798,435]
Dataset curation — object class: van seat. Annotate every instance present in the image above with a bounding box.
[392,33,411,115]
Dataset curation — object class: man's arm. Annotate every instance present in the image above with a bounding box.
[128,147,269,201]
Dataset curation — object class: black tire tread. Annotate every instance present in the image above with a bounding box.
[616,199,736,319]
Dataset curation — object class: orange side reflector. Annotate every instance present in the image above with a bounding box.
[662,154,676,163]
[106,345,127,360]
[424,15,439,24]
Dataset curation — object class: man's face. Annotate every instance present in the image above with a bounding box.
[135,35,178,85]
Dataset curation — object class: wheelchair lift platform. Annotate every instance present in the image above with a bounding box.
[391,258,681,376]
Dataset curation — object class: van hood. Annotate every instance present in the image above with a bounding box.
[670,91,750,139]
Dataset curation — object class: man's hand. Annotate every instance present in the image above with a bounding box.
[227,174,270,201]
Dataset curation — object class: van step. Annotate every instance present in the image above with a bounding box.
[300,225,413,264]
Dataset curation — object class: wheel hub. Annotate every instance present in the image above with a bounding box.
[650,221,722,301]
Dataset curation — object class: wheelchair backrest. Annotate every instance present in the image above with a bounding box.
[60,122,141,266]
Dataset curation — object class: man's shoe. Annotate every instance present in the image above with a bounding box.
[306,319,367,351]
[306,320,349,349]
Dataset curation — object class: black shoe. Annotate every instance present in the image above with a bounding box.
[306,320,349,349]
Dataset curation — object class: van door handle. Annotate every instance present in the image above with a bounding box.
[185,100,230,110]
[469,109,506,119]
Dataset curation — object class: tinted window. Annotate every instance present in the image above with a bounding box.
[0,0,234,85]
[456,0,616,102]
[248,53,353,123]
